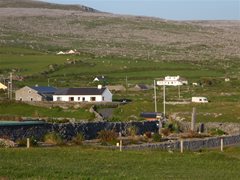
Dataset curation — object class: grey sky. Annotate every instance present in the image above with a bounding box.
[42,0,240,20]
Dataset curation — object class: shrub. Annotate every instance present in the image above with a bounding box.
[98,130,117,144]
[161,128,170,137]
[152,133,162,142]
[16,137,38,147]
[72,133,85,145]
[144,131,152,139]
[44,132,63,145]
[209,128,227,136]
[163,121,180,133]
[126,126,138,137]
[0,141,6,148]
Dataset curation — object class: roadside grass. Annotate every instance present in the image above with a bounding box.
[0,146,240,179]
[0,101,94,120]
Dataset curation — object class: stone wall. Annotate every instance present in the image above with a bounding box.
[120,134,240,151]
[179,122,240,135]
[0,121,158,141]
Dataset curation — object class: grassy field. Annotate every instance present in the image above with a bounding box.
[0,101,94,120]
[1,46,240,122]
[0,146,240,179]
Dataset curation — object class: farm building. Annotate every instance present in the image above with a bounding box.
[0,82,7,90]
[93,75,107,82]
[15,86,57,101]
[156,76,188,86]
[192,97,208,103]
[133,84,150,91]
[53,85,112,102]
[106,85,126,92]
[140,112,163,121]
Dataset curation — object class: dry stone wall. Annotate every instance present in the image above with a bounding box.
[0,121,158,141]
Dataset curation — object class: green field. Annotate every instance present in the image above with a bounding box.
[1,46,240,122]
[0,146,240,179]
[0,101,94,121]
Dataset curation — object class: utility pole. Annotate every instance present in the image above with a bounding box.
[48,78,50,87]
[163,85,166,117]
[154,80,157,112]
[178,85,181,99]
[8,73,13,100]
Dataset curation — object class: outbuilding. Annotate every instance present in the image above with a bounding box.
[191,97,208,103]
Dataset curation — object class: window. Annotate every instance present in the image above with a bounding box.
[19,98,22,101]
[102,96,105,101]
[69,97,74,101]
[57,97,62,101]
[30,98,33,101]
[78,97,81,101]
[90,97,96,101]
[28,90,31,93]
[82,97,85,102]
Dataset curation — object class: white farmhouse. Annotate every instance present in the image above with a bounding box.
[53,85,112,102]
[156,76,188,86]
[0,82,7,90]
[192,97,208,103]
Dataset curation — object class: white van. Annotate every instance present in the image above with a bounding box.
[192,97,208,103]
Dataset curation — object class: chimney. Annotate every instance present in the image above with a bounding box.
[97,85,102,89]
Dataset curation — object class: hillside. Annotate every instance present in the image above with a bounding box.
[0,0,240,62]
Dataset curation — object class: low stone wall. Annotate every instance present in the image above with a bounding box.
[120,134,240,151]
[0,121,158,141]
[179,122,240,135]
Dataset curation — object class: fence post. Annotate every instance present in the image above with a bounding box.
[119,132,122,152]
[191,107,196,131]
[27,138,30,148]
[180,140,184,153]
[221,138,224,152]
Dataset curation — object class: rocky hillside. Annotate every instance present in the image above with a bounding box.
[0,0,239,61]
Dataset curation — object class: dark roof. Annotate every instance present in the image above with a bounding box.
[140,112,162,118]
[31,86,57,94]
[136,84,149,90]
[54,87,107,95]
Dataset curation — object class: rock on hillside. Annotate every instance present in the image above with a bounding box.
[0,0,239,61]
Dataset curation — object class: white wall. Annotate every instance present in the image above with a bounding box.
[53,89,112,102]
[157,80,183,86]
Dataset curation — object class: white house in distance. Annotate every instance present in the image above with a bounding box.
[156,76,188,86]
[192,97,208,103]
[53,85,112,102]
[0,82,7,90]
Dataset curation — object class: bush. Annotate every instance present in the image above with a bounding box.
[209,128,227,136]
[16,137,38,147]
[152,133,162,142]
[161,128,170,137]
[44,132,63,145]
[126,126,138,137]
[0,141,6,148]
[72,133,85,145]
[98,130,117,144]
[163,121,180,133]
[144,131,152,139]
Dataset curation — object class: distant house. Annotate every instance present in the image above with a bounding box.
[140,112,163,121]
[157,76,188,86]
[53,85,112,102]
[106,85,126,92]
[130,84,149,91]
[0,82,7,90]
[15,86,57,101]
[93,75,107,82]
[192,97,208,103]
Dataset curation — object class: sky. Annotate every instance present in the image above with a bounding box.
[42,0,240,20]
